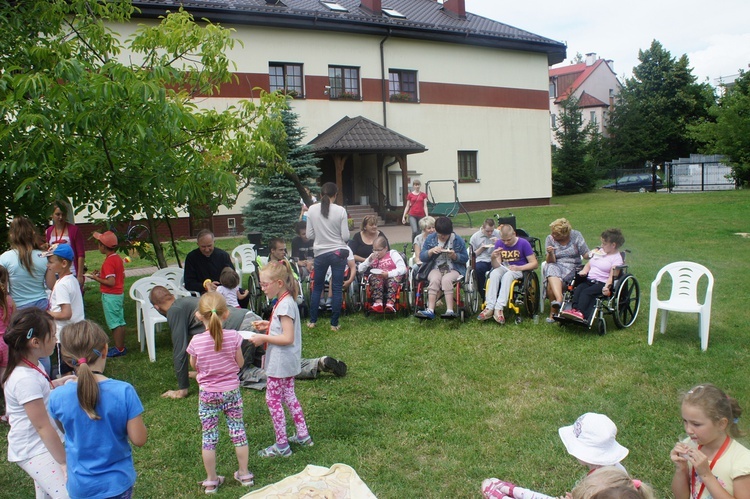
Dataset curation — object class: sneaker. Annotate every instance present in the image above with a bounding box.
[415,309,435,319]
[258,443,292,458]
[385,302,396,313]
[371,302,384,313]
[562,309,584,320]
[107,347,127,358]
[320,356,347,377]
[288,434,314,447]
[441,310,457,319]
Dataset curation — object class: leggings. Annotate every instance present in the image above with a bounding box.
[369,274,404,303]
[198,388,248,450]
[17,451,69,499]
[266,376,309,446]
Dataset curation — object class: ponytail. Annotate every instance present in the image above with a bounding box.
[59,321,109,420]
[320,182,338,219]
[198,292,229,352]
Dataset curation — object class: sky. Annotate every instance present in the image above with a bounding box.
[464,0,750,86]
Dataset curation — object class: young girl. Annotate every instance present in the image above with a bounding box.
[3,308,72,498]
[358,236,407,313]
[671,383,750,499]
[48,320,147,499]
[571,466,655,499]
[217,267,248,309]
[186,292,253,493]
[249,260,312,457]
[0,265,16,389]
[562,228,625,322]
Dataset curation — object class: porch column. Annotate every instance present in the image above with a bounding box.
[333,154,346,205]
[397,155,409,205]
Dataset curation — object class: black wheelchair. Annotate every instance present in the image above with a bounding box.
[552,252,641,335]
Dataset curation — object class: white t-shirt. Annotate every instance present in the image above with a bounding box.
[217,285,240,308]
[5,364,64,462]
[49,273,85,342]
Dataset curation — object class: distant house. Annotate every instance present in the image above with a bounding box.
[105,0,567,236]
[549,53,621,146]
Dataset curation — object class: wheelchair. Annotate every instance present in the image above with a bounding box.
[359,245,411,317]
[479,222,543,324]
[411,250,479,322]
[552,252,641,335]
[304,258,357,316]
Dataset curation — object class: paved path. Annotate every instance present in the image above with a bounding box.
[124,222,477,278]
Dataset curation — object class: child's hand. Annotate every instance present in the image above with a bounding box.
[252,320,269,333]
[248,333,265,346]
[670,442,690,467]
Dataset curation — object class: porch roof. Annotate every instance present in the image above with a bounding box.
[308,116,427,155]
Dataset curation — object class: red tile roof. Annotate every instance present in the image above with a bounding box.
[551,59,607,103]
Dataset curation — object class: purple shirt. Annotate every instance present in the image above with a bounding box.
[494,237,534,267]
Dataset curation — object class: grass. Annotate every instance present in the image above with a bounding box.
[2,189,750,498]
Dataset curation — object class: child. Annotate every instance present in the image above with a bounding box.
[415,216,469,319]
[249,260,312,457]
[671,383,750,499]
[186,292,254,493]
[217,267,249,308]
[43,243,85,377]
[48,320,147,499]
[469,218,500,300]
[562,229,625,322]
[3,308,74,498]
[482,412,629,499]
[571,466,655,499]
[358,236,407,313]
[0,265,16,389]
[86,231,127,357]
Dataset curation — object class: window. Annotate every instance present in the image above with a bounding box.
[458,151,478,182]
[590,111,597,125]
[382,8,405,18]
[551,113,557,128]
[549,79,557,98]
[321,1,348,12]
[328,66,360,99]
[269,63,303,97]
[389,69,418,102]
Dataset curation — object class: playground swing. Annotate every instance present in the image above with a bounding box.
[425,179,472,227]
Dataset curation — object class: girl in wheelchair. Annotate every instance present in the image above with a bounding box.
[561,228,625,322]
[358,236,407,313]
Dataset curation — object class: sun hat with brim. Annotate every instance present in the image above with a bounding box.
[42,243,74,262]
[92,231,118,248]
[558,413,629,466]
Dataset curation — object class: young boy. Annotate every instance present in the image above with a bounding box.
[44,243,85,376]
[87,231,127,357]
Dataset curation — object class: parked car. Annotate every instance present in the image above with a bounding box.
[602,174,664,192]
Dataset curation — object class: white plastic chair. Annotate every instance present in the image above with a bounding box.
[129,276,179,362]
[231,244,257,283]
[152,267,193,297]
[648,261,714,351]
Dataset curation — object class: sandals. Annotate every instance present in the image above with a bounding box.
[493,310,505,325]
[330,325,341,331]
[288,434,314,447]
[477,308,493,321]
[234,470,255,487]
[258,443,292,458]
[199,476,224,494]
[306,322,316,329]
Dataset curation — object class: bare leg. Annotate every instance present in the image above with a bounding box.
[161,388,189,399]
[112,325,126,350]
[547,277,563,318]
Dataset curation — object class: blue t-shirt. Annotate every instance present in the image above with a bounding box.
[49,379,144,499]
[493,237,534,267]
[0,249,48,307]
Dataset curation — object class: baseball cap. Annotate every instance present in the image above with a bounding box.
[558,413,629,466]
[42,243,74,262]
[93,231,118,248]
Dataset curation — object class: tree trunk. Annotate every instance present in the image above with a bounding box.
[165,217,182,268]
[284,170,313,207]
[146,213,168,268]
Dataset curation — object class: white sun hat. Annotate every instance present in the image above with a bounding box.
[558,413,629,466]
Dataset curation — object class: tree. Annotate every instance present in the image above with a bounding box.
[0,0,288,262]
[607,40,715,169]
[689,69,750,185]
[243,106,321,240]
[551,96,601,195]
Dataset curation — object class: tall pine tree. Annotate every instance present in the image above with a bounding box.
[242,106,320,240]
[551,96,601,195]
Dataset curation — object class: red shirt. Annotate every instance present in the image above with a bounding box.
[407,191,427,218]
[100,253,125,295]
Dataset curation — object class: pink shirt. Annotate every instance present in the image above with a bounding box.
[186,329,243,392]
[407,191,427,218]
[588,251,624,282]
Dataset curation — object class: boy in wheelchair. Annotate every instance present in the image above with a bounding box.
[357,236,407,313]
[477,224,538,324]
[561,228,625,322]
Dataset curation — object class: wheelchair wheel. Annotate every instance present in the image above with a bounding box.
[612,274,640,328]
[344,281,358,315]
[463,268,480,316]
[522,271,540,317]
[597,316,607,336]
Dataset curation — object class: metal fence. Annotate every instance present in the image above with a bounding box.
[665,155,736,192]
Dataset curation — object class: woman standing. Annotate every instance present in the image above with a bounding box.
[45,201,86,289]
[348,215,388,264]
[402,180,428,243]
[543,218,589,322]
[0,217,53,373]
[306,182,350,331]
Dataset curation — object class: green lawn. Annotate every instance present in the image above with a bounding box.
[2,189,749,498]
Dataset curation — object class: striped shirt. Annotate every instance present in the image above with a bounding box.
[186,329,243,392]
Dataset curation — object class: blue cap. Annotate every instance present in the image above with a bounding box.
[43,243,75,262]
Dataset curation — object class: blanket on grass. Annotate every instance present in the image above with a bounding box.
[240,463,377,498]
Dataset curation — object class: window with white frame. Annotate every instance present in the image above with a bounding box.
[388,69,418,102]
[328,66,360,100]
[269,62,303,97]
[458,151,478,182]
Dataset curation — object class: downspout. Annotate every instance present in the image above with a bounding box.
[380,29,391,127]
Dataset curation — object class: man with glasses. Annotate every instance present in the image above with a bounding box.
[469,218,500,299]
